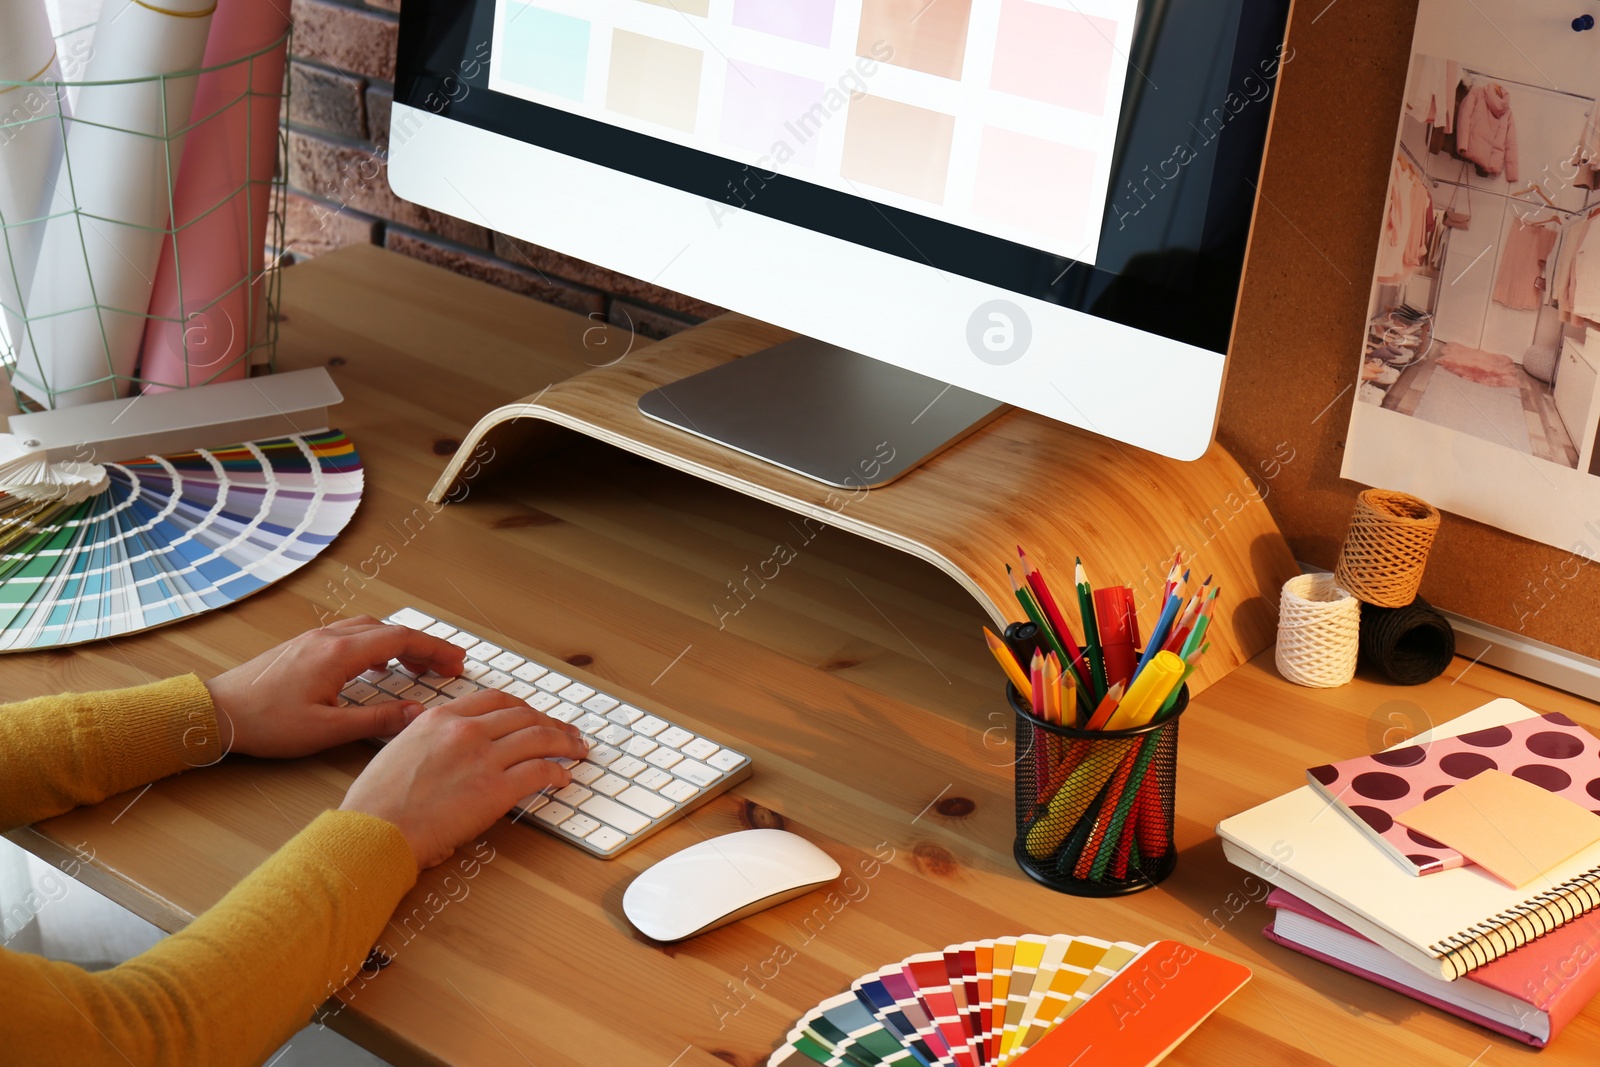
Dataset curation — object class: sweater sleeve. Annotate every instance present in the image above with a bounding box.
[0,809,419,1066]
[0,676,220,832]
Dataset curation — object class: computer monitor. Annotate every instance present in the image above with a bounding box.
[391,0,1292,485]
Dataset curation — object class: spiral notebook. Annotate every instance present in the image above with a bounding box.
[1218,698,1600,981]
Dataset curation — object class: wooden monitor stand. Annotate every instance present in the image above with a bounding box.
[430,313,1297,695]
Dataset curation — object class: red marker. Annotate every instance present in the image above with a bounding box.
[1093,585,1139,688]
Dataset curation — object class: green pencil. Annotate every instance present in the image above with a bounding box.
[1075,558,1108,700]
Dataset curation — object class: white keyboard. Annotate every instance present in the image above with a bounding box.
[340,607,753,858]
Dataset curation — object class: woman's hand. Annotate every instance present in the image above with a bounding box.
[203,615,466,760]
[341,689,590,869]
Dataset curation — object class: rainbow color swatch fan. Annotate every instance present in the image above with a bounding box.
[772,935,1251,1067]
[0,430,362,651]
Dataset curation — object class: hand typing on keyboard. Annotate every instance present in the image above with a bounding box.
[342,687,590,869]
[345,608,756,858]
[205,614,590,871]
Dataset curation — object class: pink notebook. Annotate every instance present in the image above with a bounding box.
[1307,711,1600,875]
[1264,889,1600,1048]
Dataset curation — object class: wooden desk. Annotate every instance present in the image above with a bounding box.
[7,245,1598,1065]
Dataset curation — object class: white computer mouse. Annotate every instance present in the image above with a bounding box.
[622,829,841,942]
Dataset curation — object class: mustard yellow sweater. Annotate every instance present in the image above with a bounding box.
[0,677,419,1065]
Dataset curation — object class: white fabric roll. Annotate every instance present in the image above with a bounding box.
[0,0,69,416]
[17,0,213,408]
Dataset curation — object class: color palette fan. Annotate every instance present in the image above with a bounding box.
[0,430,362,651]
[771,934,1147,1067]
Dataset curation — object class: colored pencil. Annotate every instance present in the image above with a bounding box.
[1074,559,1108,699]
[1133,591,1180,678]
[1042,652,1062,725]
[1082,680,1125,731]
[984,626,1033,699]
[1073,742,1142,879]
[1018,547,1093,693]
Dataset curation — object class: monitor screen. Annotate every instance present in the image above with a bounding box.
[393,0,1292,458]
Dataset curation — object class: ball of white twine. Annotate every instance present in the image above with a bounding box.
[1275,573,1361,688]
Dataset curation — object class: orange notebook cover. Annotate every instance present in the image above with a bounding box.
[1018,940,1250,1066]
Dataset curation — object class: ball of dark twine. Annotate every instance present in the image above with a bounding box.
[1358,596,1455,685]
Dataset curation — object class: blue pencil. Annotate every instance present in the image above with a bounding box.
[1133,591,1181,678]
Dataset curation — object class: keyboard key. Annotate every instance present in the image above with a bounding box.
[515,793,549,814]
[340,681,380,703]
[661,779,700,804]
[357,668,388,685]
[424,621,458,639]
[574,713,609,735]
[583,695,620,715]
[389,607,434,629]
[547,702,581,723]
[571,762,605,785]
[617,786,674,819]
[504,681,539,701]
[623,735,658,758]
[560,814,601,839]
[681,738,720,761]
[633,716,669,737]
[592,774,629,797]
[527,692,561,712]
[417,670,454,688]
[578,795,650,835]
[587,826,627,852]
[609,756,647,779]
[707,749,746,772]
[534,802,573,826]
[558,683,596,704]
[646,749,683,770]
[553,757,579,769]
[439,678,479,700]
[657,727,694,749]
[490,651,524,672]
[596,724,633,747]
[398,684,434,703]
[447,632,478,649]
[535,672,572,693]
[375,671,415,695]
[461,660,493,681]
[424,696,451,709]
[674,759,719,787]
[554,783,593,805]
[480,670,514,690]
[608,705,644,726]
[635,768,674,790]
[587,744,621,767]
[466,641,503,662]
[513,662,549,684]
[336,696,350,707]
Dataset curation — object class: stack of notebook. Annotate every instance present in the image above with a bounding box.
[771,936,1251,1066]
[1219,698,1600,1047]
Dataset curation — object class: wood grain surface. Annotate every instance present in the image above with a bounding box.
[6,246,1600,1065]
[428,311,1299,697]
[1221,0,1600,657]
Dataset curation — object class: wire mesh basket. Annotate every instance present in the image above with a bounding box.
[1010,682,1187,896]
[0,24,290,411]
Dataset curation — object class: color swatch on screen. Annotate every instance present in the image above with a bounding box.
[0,431,363,652]
[489,0,1137,263]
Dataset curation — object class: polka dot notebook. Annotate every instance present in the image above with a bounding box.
[0,431,362,652]
[1307,712,1600,876]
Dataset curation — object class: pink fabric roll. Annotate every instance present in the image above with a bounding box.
[139,0,289,391]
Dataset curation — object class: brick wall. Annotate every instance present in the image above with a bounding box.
[280,0,722,339]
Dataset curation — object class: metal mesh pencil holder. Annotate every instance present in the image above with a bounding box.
[1009,683,1187,897]
[0,27,290,410]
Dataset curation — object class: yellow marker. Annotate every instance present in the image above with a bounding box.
[1103,651,1186,731]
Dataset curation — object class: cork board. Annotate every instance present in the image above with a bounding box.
[1220,0,1600,655]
